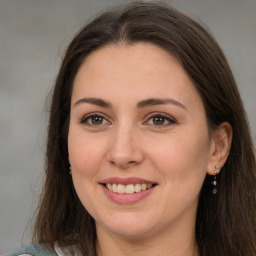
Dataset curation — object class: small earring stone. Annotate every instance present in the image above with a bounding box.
[212,165,219,194]
[212,175,217,194]
[69,166,72,175]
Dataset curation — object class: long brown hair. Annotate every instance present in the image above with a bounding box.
[33,2,256,255]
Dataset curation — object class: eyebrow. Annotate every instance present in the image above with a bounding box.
[137,98,187,110]
[74,97,112,108]
[74,97,187,110]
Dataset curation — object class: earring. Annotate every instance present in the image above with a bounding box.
[69,166,72,175]
[211,165,219,194]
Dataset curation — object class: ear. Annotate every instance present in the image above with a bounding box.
[207,122,233,175]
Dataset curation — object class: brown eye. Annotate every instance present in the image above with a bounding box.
[152,116,165,125]
[146,114,176,126]
[91,115,104,124]
[82,114,109,126]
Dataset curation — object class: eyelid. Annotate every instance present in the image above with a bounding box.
[143,112,178,126]
[79,111,177,127]
[80,112,111,125]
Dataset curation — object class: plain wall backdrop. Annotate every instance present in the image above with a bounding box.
[0,0,255,253]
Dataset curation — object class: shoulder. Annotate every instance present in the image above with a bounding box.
[4,244,57,256]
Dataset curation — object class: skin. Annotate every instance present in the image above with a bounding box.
[68,42,232,256]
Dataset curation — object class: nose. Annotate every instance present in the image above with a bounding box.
[107,125,144,169]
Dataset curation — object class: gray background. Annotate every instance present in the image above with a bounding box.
[0,0,255,253]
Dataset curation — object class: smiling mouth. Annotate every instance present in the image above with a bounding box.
[104,183,156,194]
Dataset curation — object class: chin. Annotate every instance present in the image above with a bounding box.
[96,212,158,239]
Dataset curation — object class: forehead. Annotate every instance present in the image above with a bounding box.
[72,42,203,110]
[75,42,182,83]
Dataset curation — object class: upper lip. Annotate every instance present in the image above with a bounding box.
[100,177,157,185]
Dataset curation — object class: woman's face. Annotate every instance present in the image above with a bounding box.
[68,43,214,239]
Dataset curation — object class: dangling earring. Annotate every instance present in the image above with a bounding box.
[212,165,219,194]
[69,166,72,175]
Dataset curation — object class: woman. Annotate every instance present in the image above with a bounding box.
[7,1,256,256]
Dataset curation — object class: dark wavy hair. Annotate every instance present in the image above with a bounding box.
[32,2,256,256]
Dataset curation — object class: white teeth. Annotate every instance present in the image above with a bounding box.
[135,184,142,192]
[112,183,117,193]
[141,184,147,191]
[105,183,154,194]
[117,184,126,194]
[106,183,112,190]
[126,184,135,194]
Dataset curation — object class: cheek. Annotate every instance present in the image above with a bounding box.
[68,129,107,175]
[68,130,108,215]
[146,129,210,186]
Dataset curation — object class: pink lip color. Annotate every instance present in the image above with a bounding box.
[100,177,155,185]
[101,185,156,204]
[100,177,157,204]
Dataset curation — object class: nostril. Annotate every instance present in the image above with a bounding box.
[127,160,137,165]
[108,159,139,169]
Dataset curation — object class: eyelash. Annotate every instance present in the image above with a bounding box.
[80,112,110,126]
[80,112,177,127]
[144,113,177,127]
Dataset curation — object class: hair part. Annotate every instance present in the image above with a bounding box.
[33,2,256,256]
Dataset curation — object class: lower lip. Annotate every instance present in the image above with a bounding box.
[101,185,156,204]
